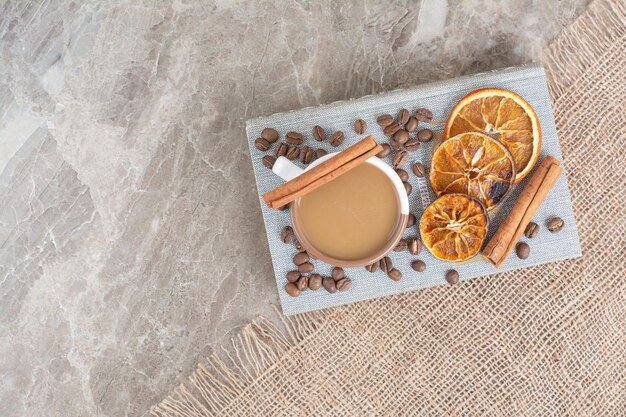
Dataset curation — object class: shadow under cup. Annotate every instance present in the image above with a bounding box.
[290,160,409,268]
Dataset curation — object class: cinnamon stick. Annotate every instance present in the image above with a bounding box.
[483,156,563,267]
[263,136,383,209]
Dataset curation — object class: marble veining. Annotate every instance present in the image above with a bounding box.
[0,1,590,415]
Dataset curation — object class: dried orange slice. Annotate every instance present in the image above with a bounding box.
[444,88,541,182]
[430,132,515,210]
[420,194,489,262]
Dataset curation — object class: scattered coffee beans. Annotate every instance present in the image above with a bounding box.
[365,260,379,272]
[354,119,367,134]
[417,129,434,142]
[412,162,426,177]
[309,274,323,291]
[405,117,419,132]
[281,226,295,244]
[406,213,416,228]
[394,239,408,252]
[316,148,328,159]
[380,256,392,273]
[331,267,345,281]
[395,169,409,182]
[389,137,402,150]
[322,276,337,293]
[411,260,426,272]
[415,108,433,122]
[524,222,540,238]
[298,262,314,273]
[393,129,410,145]
[392,150,409,168]
[286,270,301,283]
[294,241,305,252]
[397,108,410,125]
[516,242,530,259]
[293,252,310,265]
[408,238,422,255]
[376,114,394,127]
[261,128,279,143]
[284,282,301,297]
[547,217,564,233]
[275,143,288,157]
[383,122,401,137]
[299,146,314,164]
[388,268,402,281]
[377,143,392,158]
[329,131,345,147]
[286,146,300,160]
[255,137,271,151]
[404,138,420,151]
[285,131,304,145]
[296,275,309,291]
[403,181,412,195]
[336,278,352,291]
[312,125,326,141]
[262,155,276,169]
[445,270,459,285]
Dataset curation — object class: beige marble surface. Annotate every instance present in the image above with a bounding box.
[0,1,590,415]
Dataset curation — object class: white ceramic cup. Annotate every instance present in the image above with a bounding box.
[272,153,410,267]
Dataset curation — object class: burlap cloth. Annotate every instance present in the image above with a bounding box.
[153,1,625,415]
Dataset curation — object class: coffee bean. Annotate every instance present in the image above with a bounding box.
[406,213,416,228]
[547,217,564,233]
[284,282,301,297]
[389,137,402,150]
[286,270,301,283]
[405,117,419,132]
[278,203,290,211]
[445,270,459,285]
[262,155,276,169]
[411,260,426,272]
[524,222,540,238]
[516,242,530,259]
[365,260,379,273]
[397,108,410,125]
[415,108,433,122]
[296,275,309,291]
[281,226,295,244]
[285,131,304,145]
[286,146,300,160]
[316,148,328,159]
[354,119,367,134]
[403,181,412,195]
[275,143,288,157]
[261,128,279,143]
[299,146,314,164]
[322,276,337,293]
[329,131,344,147]
[255,137,271,151]
[388,268,402,281]
[412,162,426,177]
[380,256,392,273]
[394,239,407,252]
[309,274,323,291]
[417,129,434,142]
[404,138,420,151]
[395,169,409,182]
[312,125,326,141]
[331,267,345,281]
[298,262,314,273]
[383,123,401,137]
[408,238,422,255]
[293,252,310,266]
[392,150,409,168]
[377,143,391,158]
[393,129,410,145]
[377,114,394,127]
[336,278,352,291]
[294,241,305,252]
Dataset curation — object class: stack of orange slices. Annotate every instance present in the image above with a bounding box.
[421,88,541,262]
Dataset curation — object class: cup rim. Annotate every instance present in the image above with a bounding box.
[290,155,409,268]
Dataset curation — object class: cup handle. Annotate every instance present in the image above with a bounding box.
[272,156,304,181]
